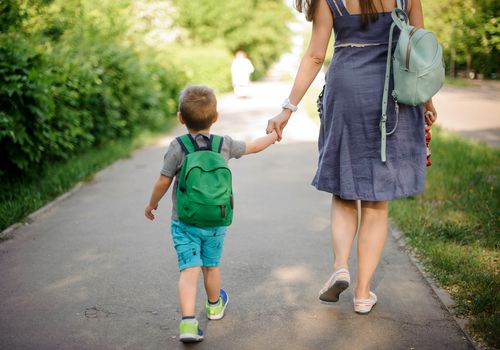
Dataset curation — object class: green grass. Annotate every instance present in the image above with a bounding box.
[444,77,474,87]
[389,127,500,348]
[0,119,176,233]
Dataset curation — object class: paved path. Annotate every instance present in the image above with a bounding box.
[433,81,500,148]
[0,81,473,349]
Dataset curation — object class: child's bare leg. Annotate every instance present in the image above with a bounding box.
[202,266,221,303]
[355,200,389,299]
[331,196,359,270]
[178,267,201,316]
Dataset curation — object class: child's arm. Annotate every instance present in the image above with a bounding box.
[145,175,173,221]
[244,131,278,155]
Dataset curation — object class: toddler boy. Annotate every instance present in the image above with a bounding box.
[145,85,277,342]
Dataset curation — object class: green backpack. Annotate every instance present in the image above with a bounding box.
[380,0,445,162]
[176,134,233,227]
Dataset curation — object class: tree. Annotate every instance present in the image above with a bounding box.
[172,0,292,78]
[422,0,499,78]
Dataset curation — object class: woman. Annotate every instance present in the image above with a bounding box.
[267,0,437,314]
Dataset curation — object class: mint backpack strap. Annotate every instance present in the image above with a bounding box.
[379,0,409,163]
[380,23,397,163]
[177,134,197,154]
[210,135,224,153]
[392,0,409,29]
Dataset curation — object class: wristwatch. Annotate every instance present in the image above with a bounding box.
[281,98,298,112]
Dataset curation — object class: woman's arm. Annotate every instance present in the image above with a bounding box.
[408,0,424,28]
[266,0,333,140]
[409,0,438,125]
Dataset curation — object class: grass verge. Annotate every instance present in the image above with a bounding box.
[389,127,499,348]
[0,120,176,233]
[444,77,474,87]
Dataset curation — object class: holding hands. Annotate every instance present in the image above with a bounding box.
[266,107,293,142]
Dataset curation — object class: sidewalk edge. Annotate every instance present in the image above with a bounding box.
[0,182,86,241]
[0,134,175,242]
[389,222,483,350]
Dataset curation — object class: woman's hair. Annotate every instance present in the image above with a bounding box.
[359,0,381,29]
[294,0,319,21]
[295,0,381,29]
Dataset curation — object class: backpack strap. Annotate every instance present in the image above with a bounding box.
[379,2,410,163]
[399,0,409,12]
[177,134,197,154]
[380,22,398,163]
[210,135,224,153]
[177,134,224,154]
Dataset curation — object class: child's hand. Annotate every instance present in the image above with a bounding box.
[144,204,158,221]
[269,130,279,143]
[266,109,292,142]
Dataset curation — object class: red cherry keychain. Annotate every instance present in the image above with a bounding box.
[425,111,433,167]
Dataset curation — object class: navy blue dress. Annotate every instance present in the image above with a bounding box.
[312,0,427,201]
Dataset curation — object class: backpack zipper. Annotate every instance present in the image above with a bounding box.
[406,27,419,70]
[180,166,231,194]
[221,205,226,218]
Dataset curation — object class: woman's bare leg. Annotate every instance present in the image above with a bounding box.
[331,196,359,271]
[355,200,389,299]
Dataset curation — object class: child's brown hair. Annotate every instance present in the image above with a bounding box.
[178,85,217,131]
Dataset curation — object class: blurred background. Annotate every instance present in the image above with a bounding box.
[0,0,498,180]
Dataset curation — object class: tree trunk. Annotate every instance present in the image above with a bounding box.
[450,47,456,77]
[466,54,473,79]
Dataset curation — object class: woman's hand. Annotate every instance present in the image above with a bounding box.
[266,109,292,141]
[423,99,438,126]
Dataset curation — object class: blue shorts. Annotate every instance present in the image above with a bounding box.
[171,220,227,271]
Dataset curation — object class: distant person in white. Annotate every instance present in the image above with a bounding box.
[231,51,254,97]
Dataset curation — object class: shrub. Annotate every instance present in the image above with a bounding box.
[0,33,185,176]
[165,43,233,93]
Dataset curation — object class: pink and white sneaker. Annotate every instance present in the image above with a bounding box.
[353,291,378,315]
[319,268,350,302]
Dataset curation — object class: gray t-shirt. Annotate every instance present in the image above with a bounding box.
[161,133,246,220]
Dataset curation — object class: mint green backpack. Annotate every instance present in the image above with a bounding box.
[380,0,445,162]
[176,134,233,227]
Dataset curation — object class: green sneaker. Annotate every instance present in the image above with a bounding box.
[206,289,229,320]
[179,319,204,343]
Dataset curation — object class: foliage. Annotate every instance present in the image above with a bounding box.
[422,0,499,77]
[0,30,184,175]
[172,0,292,79]
[1,0,293,177]
[0,0,185,176]
[165,43,234,93]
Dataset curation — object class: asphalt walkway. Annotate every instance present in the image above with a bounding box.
[433,81,500,148]
[0,81,474,349]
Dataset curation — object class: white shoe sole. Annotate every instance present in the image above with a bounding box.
[179,333,203,343]
[354,302,377,315]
